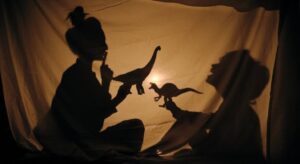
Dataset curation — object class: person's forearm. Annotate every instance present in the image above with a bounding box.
[111,96,125,107]
[168,106,182,119]
[102,79,111,92]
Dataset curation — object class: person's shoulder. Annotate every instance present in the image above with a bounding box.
[62,63,80,78]
[65,27,77,39]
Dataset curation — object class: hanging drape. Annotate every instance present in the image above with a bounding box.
[268,0,300,163]
[0,0,279,162]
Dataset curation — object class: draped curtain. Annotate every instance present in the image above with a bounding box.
[0,0,280,162]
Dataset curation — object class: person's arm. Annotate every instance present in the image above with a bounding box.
[99,84,130,119]
[111,84,132,107]
[164,99,183,120]
[100,62,131,108]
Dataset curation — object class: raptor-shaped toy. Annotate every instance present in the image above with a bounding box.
[149,82,203,107]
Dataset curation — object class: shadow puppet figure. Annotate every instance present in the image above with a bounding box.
[34,6,144,161]
[142,50,268,163]
[113,46,161,95]
[191,50,269,162]
[149,82,202,107]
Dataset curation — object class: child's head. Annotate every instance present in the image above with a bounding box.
[67,6,87,26]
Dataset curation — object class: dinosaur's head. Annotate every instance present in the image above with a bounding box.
[149,82,156,89]
[155,46,161,52]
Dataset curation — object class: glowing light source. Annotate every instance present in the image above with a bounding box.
[151,74,160,83]
[148,72,163,84]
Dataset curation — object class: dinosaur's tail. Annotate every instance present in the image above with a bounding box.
[176,88,203,96]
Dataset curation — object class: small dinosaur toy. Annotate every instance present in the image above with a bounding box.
[149,82,203,107]
[113,46,161,95]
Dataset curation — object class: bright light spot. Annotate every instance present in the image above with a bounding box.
[147,72,165,85]
[150,74,160,83]
[205,129,211,134]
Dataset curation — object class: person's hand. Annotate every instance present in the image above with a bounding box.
[111,84,132,107]
[101,64,113,83]
[164,99,178,111]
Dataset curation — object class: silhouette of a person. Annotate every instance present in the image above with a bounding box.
[143,50,268,162]
[35,6,144,161]
[192,50,268,161]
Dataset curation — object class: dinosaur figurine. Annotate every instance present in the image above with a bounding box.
[149,82,203,107]
[113,46,161,95]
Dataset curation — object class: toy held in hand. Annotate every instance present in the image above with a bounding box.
[113,46,161,95]
[149,82,203,107]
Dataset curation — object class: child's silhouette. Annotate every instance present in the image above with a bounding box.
[34,6,144,161]
[142,50,268,162]
[194,50,268,161]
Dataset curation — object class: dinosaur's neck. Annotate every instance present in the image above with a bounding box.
[151,84,161,94]
[143,48,159,72]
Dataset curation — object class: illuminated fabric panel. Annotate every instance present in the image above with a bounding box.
[0,0,278,162]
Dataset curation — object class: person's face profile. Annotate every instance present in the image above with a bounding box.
[98,47,108,60]
[97,49,107,61]
[206,53,236,97]
[83,46,107,61]
[206,57,227,88]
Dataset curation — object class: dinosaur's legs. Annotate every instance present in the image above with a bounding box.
[159,97,170,107]
[136,83,145,95]
[154,95,161,101]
